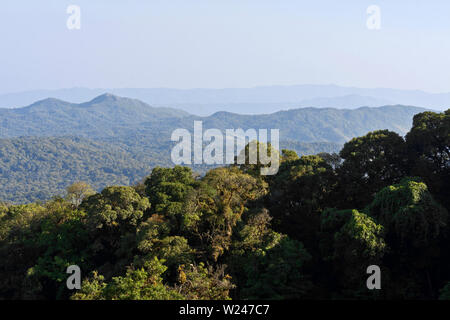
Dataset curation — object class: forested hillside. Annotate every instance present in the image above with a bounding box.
[0,137,152,203]
[0,108,448,300]
[0,94,426,143]
[0,94,426,202]
[186,105,425,143]
[0,94,186,138]
[0,136,341,203]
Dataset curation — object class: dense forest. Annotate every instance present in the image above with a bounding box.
[0,136,340,203]
[0,136,153,203]
[0,108,448,300]
[0,94,427,202]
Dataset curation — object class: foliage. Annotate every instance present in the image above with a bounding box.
[0,96,425,203]
[365,178,448,299]
[406,110,450,208]
[338,130,407,208]
[0,136,154,203]
[72,257,183,300]
[266,155,336,249]
[176,263,234,300]
[366,178,447,249]
[66,182,95,207]
[0,108,449,300]
[235,234,312,300]
[319,209,386,297]
[184,166,267,261]
[144,166,197,232]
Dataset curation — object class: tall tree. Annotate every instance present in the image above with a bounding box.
[366,178,448,298]
[406,109,450,209]
[80,186,150,277]
[66,182,95,207]
[266,155,336,250]
[144,166,197,232]
[319,208,386,298]
[184,167,267,261]
[338,130,407,209]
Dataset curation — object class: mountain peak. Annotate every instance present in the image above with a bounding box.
[88,93,122,104]
[33,97,67,105]
[22,97,72,110]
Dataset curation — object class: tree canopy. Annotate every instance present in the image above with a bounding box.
[0,108,448,300]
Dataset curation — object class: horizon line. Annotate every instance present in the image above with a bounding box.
[1,83,449,96]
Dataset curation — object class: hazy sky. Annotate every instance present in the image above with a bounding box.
[1,0,450,94]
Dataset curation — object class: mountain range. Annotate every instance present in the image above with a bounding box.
[0,93,426,143]
[0,93,430,202]
[0,84,448,115]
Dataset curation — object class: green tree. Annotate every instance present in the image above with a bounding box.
[266,155,336,250]
[144,166,197,232]
[0,199,90,299]
[366,178,447,250]
[406,109,450,209]
[136,214,195,282]
[366,178,448,298]
[228,209,312,299]
[317,152,342,169]
[66,182,95,207]
[72,257,183,300]
[338,130,407,209]
[176,263,235,300]
[235,141,280,177]
[239,235,312,299]
[184,166,267,261]
[80,186,150,277]
[319,209,386,298]
[281,149,300,162]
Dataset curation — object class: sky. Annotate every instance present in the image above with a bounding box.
[1,0,450,94]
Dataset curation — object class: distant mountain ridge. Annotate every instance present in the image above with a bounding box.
[187,105,426,143]
[0,84,448,115]
[0,94,427,143]
[0,93,187,138]
[0,93,432,202]
[296,94,393,109]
